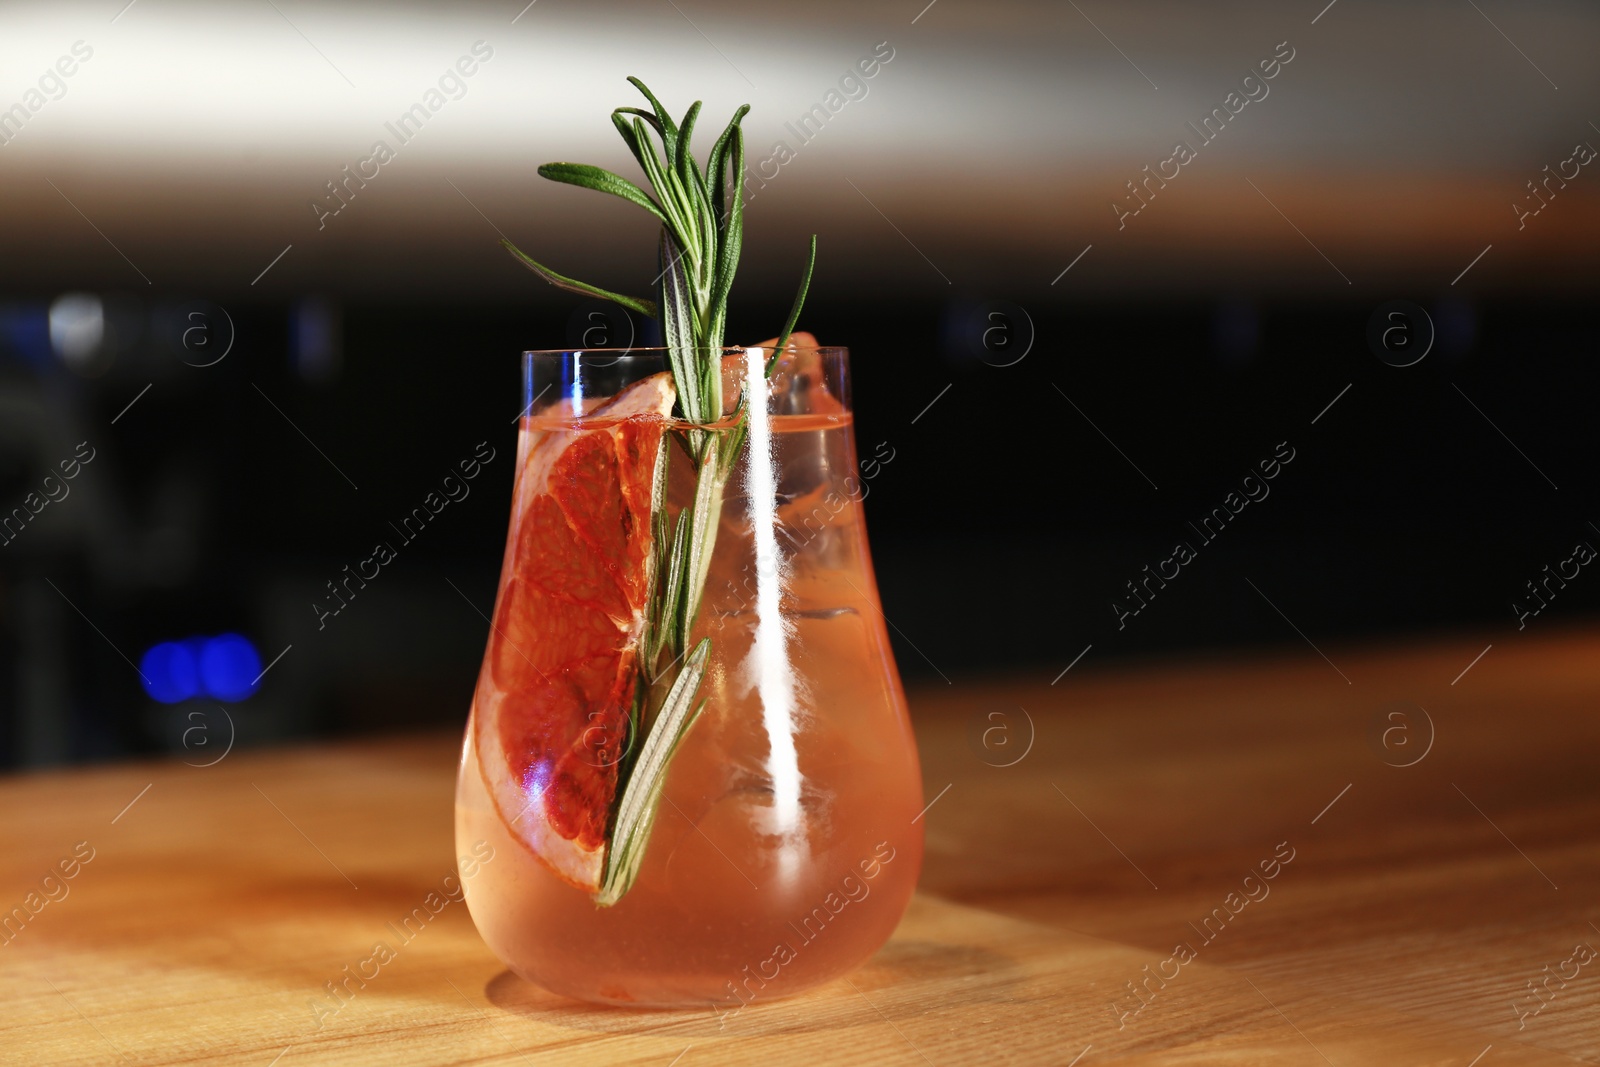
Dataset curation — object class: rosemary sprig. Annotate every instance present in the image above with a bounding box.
[506,77,751,428]
[504,78,817,904]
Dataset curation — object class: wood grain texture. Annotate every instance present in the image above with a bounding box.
[3,627,1598,1065]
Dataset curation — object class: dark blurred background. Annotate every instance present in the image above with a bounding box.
[3,0,1597,766]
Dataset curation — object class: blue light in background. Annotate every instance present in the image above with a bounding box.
[140,634,262,704]
[200,634,262,701]
[0,303,52,369]
[140,642,199,703]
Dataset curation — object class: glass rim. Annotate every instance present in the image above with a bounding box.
[521,345,848,358]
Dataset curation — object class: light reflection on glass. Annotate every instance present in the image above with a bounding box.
[743,348,803,861]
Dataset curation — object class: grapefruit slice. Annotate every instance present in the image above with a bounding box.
[474,372,674,890]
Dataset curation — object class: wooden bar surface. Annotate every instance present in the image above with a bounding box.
[3,627,1599,1065]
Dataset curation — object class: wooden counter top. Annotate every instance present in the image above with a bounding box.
[5,628,1599,1065]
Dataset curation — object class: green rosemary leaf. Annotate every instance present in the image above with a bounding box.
[678,447,723,639]
[645,509,669,659]
[611,110,655,178]
[765,234,818,377]
[683,153,718,303]
[703,125,745,395]
[613,106,662,136]
[537,163,668,226]
[626,76,681,158]
[705,104,751,227]
[650,423,672,511]
[639,439,673,662]
[656,506,689,662]
[500,238,659,319]
[675,100,703,184]
[690,196,719,329]
[659,229,703,421]
[597,639,709,907]
[719,420,748,471]
[683,152,711,217]
[719,383,750,468]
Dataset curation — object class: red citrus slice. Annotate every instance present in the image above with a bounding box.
[474,372,674,890]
